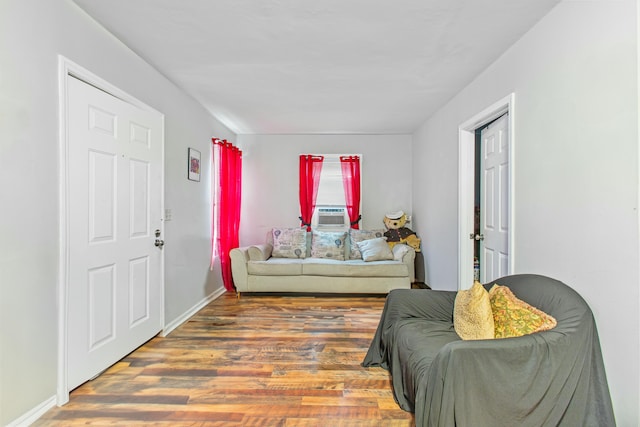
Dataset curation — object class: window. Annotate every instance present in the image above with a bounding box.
[310,154,362,230]
[315,155,346,206]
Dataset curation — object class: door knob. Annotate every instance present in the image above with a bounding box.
[475,234,484,241]
[154,229,164,248]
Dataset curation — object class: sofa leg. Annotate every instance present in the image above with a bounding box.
[236,291,241,300]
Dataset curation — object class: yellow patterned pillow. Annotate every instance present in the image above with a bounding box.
[454,281,495,340]
[489,284,557,338]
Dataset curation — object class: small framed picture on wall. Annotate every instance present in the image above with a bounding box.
[188,148,201,182]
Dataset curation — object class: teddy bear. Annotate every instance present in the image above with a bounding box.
[383,210,421,252]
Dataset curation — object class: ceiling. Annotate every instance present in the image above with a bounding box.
[72,0,560,135]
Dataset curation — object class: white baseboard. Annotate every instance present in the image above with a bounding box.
[6,395,56,427]
[161,286,227,336]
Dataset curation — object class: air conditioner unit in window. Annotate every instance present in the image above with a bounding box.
[314,206,347,230]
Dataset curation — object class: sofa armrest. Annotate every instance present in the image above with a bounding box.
[230,247,250,291]
[393,244,416,282]
[248,243,273,261]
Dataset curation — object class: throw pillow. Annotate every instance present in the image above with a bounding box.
[248,244,273,261]
[349,229,385,259]
[310,230,347,260]
[489,284,558,338]
[391,243,410,261]
[271,228,307,259]
[453,281,495,340]
[356,237,394,262]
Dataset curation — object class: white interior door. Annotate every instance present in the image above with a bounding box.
[66,76,163,391]
[479,113,509,283]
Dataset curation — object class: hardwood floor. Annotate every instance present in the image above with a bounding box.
[36,293,414,426]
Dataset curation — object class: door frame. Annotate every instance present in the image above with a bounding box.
[457,93,515,290]
[57,56,165,405]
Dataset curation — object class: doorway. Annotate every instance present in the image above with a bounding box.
[474,113,509,283]
[457,94,514,290]
[57,57,165,404]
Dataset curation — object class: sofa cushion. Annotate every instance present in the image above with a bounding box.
[302,258,407,277]
[454,281,495,340]
[348,229,385,259]
[357,237,394,262]
[310,230,347,260]
[395,318,461,403]
[247,258,303,276]
[271,227,307,259]
[489,284,557,338]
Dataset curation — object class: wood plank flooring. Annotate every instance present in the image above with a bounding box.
[35,293,414,426]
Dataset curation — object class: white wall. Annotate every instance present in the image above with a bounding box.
[236,134,413,246]
[412,1,639,425]
[0,0,234,424]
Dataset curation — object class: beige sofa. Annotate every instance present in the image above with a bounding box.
[230,230,416,296]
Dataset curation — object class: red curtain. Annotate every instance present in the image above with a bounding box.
[340,155,361,229]
[299,155,324,231]
[212,138,242,292]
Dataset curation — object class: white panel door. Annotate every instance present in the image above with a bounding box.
[67,76,163,391]
[480,114,509,283]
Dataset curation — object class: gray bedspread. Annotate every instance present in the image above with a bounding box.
[362,274,615,426]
